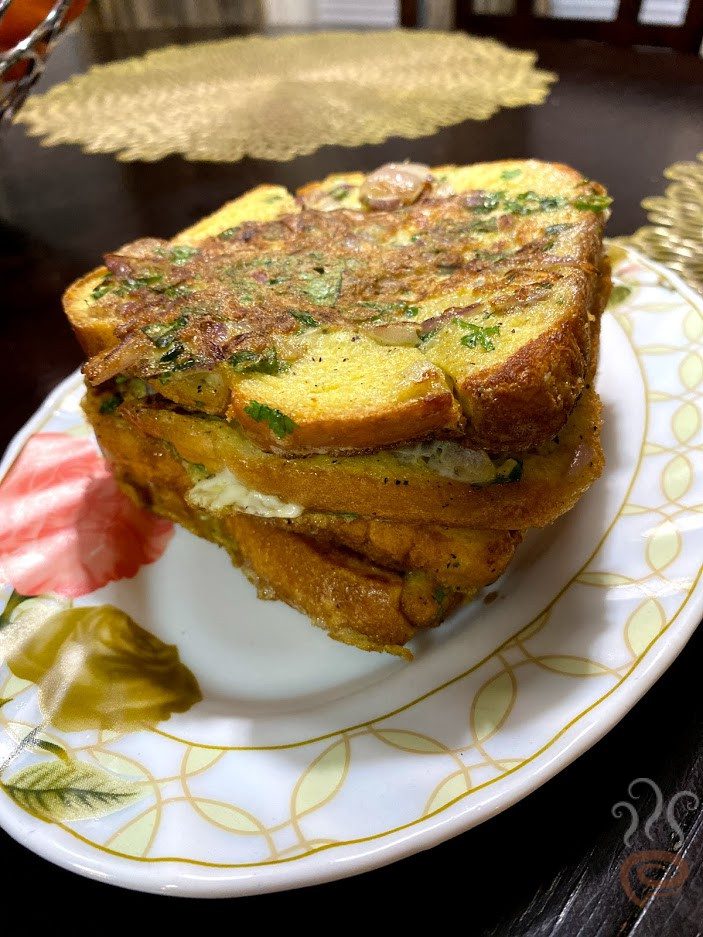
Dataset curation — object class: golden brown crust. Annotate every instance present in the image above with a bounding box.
[273,513,521,588]
[85,385,604,530]
[64,268,118,357]
[453,272,595,451]
[227,336,464,454]
[230,516,421,650]
[65,160,610,455]
[88,393,520,589]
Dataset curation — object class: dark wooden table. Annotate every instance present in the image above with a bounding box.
[1,26,702,933]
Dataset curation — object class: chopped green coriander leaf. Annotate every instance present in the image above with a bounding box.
[419,328,437,343]
[142,314,189,347]
[229,348,288,374]
[469,217,499,233]
[99,393,122,414]
[290,310,319,329]
[186,461,209,482]
[403,305,420,317]
[460,322,500,351]
[91,277,114,301]
[171,357,198,372]
[329,184,350,201]
[244,401,297,438]
[500,168,522,180]
[504,191,567,215]
[160,342,184,363]
[544,223,574,236]
[470,191,503,213]
[264,193,283,203]
[300,266,342,305]
[160,283,193,300]
[473,249,512,263]
[168,245,199,265]
[127,377,149,398]
[572,193,613,212]
[113,273,164,296]
[433,585,449,604]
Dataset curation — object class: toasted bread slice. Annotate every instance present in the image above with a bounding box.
[84,385,603,530]
[63,185,297,357]
[66,160,610,453]
[107,419,480,656]
[272,513,521,589]
[89,393,520,591]
[118,472,455,657]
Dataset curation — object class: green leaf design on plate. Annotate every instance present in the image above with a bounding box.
[607,285,632,308]
[625,598,665,658]
[471,670,516,743]
[577,571,634,587]
[645,519,681,572]
[425,770,471,815]
[293,738,350,818]
[672,402,700,445]
[679,352,702,390]
[2,759,146,822]
[193,799,264,834]
[108,806,159,858]
[662,454,693,501]
[535,655,611,677]
[374,729,448,754]
[29,737,71,763]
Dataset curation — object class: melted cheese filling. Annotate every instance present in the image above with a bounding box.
[393,439,519,485]
[187,469,303,518]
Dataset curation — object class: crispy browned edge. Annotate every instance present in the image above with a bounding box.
[84,384,604,531]
[229,373,463,455]
[456,267,598,451]
[62,184,288,357]
[90,391,518,589]
[275,514,521,589]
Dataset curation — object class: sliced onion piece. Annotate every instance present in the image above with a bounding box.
[83,335,151,385]
[360,162,432,211]
[364,320,421,347]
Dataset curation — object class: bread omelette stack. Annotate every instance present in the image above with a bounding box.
[64,160,611,658]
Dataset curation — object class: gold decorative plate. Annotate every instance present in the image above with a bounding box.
[627,152,703,296]
[0,245,701,896]
[15,30,555,162]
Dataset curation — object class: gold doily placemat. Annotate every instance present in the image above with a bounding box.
[15,30,556,162]
[626,152,703,294]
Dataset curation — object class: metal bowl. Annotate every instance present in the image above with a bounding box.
[0,0,74,123]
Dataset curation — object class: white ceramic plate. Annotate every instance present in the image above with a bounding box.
[0,246,701,897]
